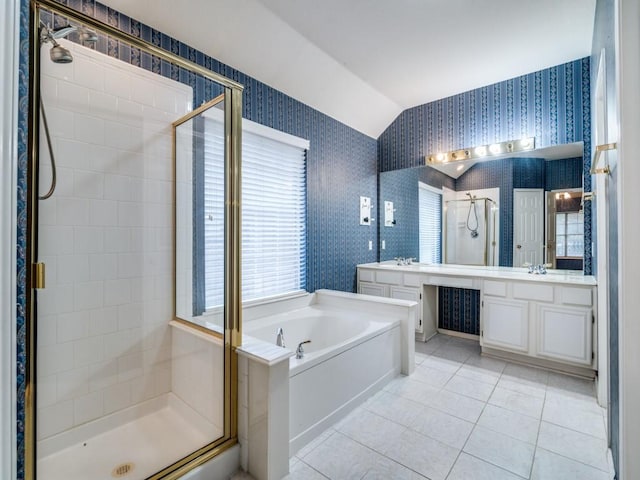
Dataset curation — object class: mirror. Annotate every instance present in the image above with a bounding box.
[379,142,584,270]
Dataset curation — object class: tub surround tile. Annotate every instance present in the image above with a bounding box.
[463,425,536,478]
[531,448,611,480]
[447,453,524,480]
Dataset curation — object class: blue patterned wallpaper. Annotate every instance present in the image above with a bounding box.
[545,156,583,191]
[378,59,592,274]
[16,0,378,476]
[438,288,481,335]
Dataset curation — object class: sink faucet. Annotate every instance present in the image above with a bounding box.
[525,263,550,274]
[296,340,311,359]
[394,257,416,266]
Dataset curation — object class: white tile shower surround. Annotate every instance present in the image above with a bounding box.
[38,393,221,480]
[231,335,614,480]
[37,37,193,441]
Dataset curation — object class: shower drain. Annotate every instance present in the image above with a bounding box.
[111,462,135,477]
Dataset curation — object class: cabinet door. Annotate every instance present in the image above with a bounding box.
[390,286,422,332]
[358,282,387,297]
[482,297,529,353]
[538,305,592,365]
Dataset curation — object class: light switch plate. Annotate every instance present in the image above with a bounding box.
[384,201,395,227]
[360,196,371,225]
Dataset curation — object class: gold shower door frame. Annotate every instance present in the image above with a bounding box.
[26,1,243,478]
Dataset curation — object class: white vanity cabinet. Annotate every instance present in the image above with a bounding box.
[357,267,430,337]
[482,297,529,353]
[357,263,597,376]
[480,280,595,372]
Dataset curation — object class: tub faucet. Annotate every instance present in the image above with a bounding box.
[296,340,311,359]
[276,328,285,348]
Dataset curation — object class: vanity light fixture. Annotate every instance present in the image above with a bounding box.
[425,137,535,166]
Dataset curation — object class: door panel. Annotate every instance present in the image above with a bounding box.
[513,189,544,267]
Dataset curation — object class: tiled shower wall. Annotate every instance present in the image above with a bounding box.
[35,40,192,440]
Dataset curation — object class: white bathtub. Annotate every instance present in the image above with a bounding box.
[243,290,414,455]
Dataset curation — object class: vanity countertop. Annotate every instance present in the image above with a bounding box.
[357,262,597,286]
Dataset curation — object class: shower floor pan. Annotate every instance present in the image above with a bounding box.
[37,393,222,480]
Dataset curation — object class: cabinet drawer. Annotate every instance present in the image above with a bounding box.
[375,270,403,285]
[404,273,423,287]
[359,269,375,283]
[484,280,507,297]
[358,282,387,297]
[428,275,473,289]
[561,287,592,306]
[513,283,554,302]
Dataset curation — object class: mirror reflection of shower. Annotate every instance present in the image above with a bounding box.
[444,188,499,266]
[465,192,479,238]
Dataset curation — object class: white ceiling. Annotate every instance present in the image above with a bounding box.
[99,0,596,138]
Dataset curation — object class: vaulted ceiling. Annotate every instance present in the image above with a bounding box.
[100,0,596,138]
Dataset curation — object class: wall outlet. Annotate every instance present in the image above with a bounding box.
[382,240,386,250]
[368,240,373,250]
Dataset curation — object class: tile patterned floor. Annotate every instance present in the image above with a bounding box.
[232,334,613,480]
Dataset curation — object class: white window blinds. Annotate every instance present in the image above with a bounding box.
[203,116,307,309]
[419,183,442,264]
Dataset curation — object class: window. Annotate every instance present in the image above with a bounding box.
[419,182,442,263]
[202,115,307,310]
[556,211,584,258]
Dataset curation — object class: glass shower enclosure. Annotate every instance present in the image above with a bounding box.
[28,1,242,479]
[444,196,498,266]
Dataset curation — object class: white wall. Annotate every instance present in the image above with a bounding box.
[35,39,192,441]
[617,0,640,477]
[0,0,19,477]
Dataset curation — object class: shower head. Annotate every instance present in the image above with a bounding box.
[49,41,73,64]
[40,22,98,64]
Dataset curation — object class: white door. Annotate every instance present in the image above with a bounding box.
[513,189,544,267]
